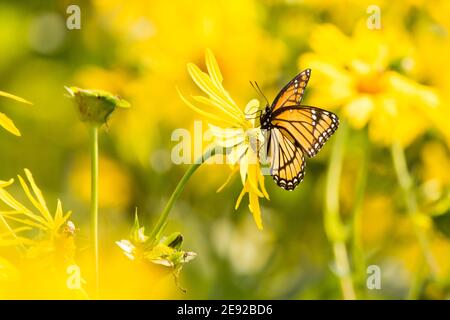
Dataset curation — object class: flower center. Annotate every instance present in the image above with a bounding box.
[356,72,385,95]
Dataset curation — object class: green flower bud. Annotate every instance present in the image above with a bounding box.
[65,86,130,125]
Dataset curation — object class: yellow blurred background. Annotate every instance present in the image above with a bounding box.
[0,0,449,299]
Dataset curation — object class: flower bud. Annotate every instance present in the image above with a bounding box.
[65,86,130,125]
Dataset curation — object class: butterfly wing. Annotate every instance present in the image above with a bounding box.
[271,106,339,158]
[270,69,311,113]
[264,68,339,190]
[267,127,306,191]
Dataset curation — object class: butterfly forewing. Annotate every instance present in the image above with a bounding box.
[261,68,339,190]
[271,106,339,158]
[270,69,311,113]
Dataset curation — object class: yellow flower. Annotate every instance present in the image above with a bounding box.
[300,23,441,147]
[179,49,269,230]
[87,0,285,167]
[0,90,32,136]
[0,169,75,265]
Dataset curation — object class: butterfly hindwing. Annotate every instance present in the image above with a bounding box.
[268,127,306,191]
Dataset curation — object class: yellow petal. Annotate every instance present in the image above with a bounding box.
[244,99,260,115]
[205,48,224,91]
[1,215,47,231]
[257,169,270,200]
[309,24,351,65]
[0,185,36,218]
[343,95,375,129]
[227,144,248,165]
[0,112,21,136]
[192,95,243,124]
[208,125,245,148]
[0,179,14,188]
[234,185,248,210]
[0,91,32,105]
[187,63,242,119]
[216,167,238,193]
[177,88,237,126]
[248,190,263,230]
[239,153,249,185]
[24,169,51,215]
[205,49,239,112]
[247,163,264,198]
[17,173,53,227]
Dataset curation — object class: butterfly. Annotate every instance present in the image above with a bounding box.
[258,69,339,191]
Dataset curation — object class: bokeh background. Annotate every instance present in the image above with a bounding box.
[0,0,449,299]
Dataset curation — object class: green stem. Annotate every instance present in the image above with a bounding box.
[89,125,99,296]
[149,146,217,242]
[324,121,356,300]
[351,131,370,295]
[391,141,439,294]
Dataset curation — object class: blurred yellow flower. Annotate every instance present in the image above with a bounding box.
[179,49,269,229]
[300,23,440,146]
[0,169,85,299]
[0,90,32,136]
[0,169,73,251]
[87,0,285,167]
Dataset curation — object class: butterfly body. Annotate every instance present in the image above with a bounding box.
[259,69,339,191]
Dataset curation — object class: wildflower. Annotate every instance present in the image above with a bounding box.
[116,212,196,291]
[179,49,269,230]
[0,90,32,136]
[65,86,130,126]
[0,169,75,266]
[299,23,441,147]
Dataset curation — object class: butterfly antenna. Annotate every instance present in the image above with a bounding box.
[255,81,270,107]
[250,81,270,107]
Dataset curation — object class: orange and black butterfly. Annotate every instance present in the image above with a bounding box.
[259,69,339,191]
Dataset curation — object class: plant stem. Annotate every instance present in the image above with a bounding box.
[351,131,369,296]
[324,121,356,300]
[89,125,99,296]
[391,142,439,288]
[149,146,217,242]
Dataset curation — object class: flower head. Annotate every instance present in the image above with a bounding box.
[65,86,130,126]
[179,49,269,229]
[0,169,75,265]
[0,90,32,136]
[300,23,441,147]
